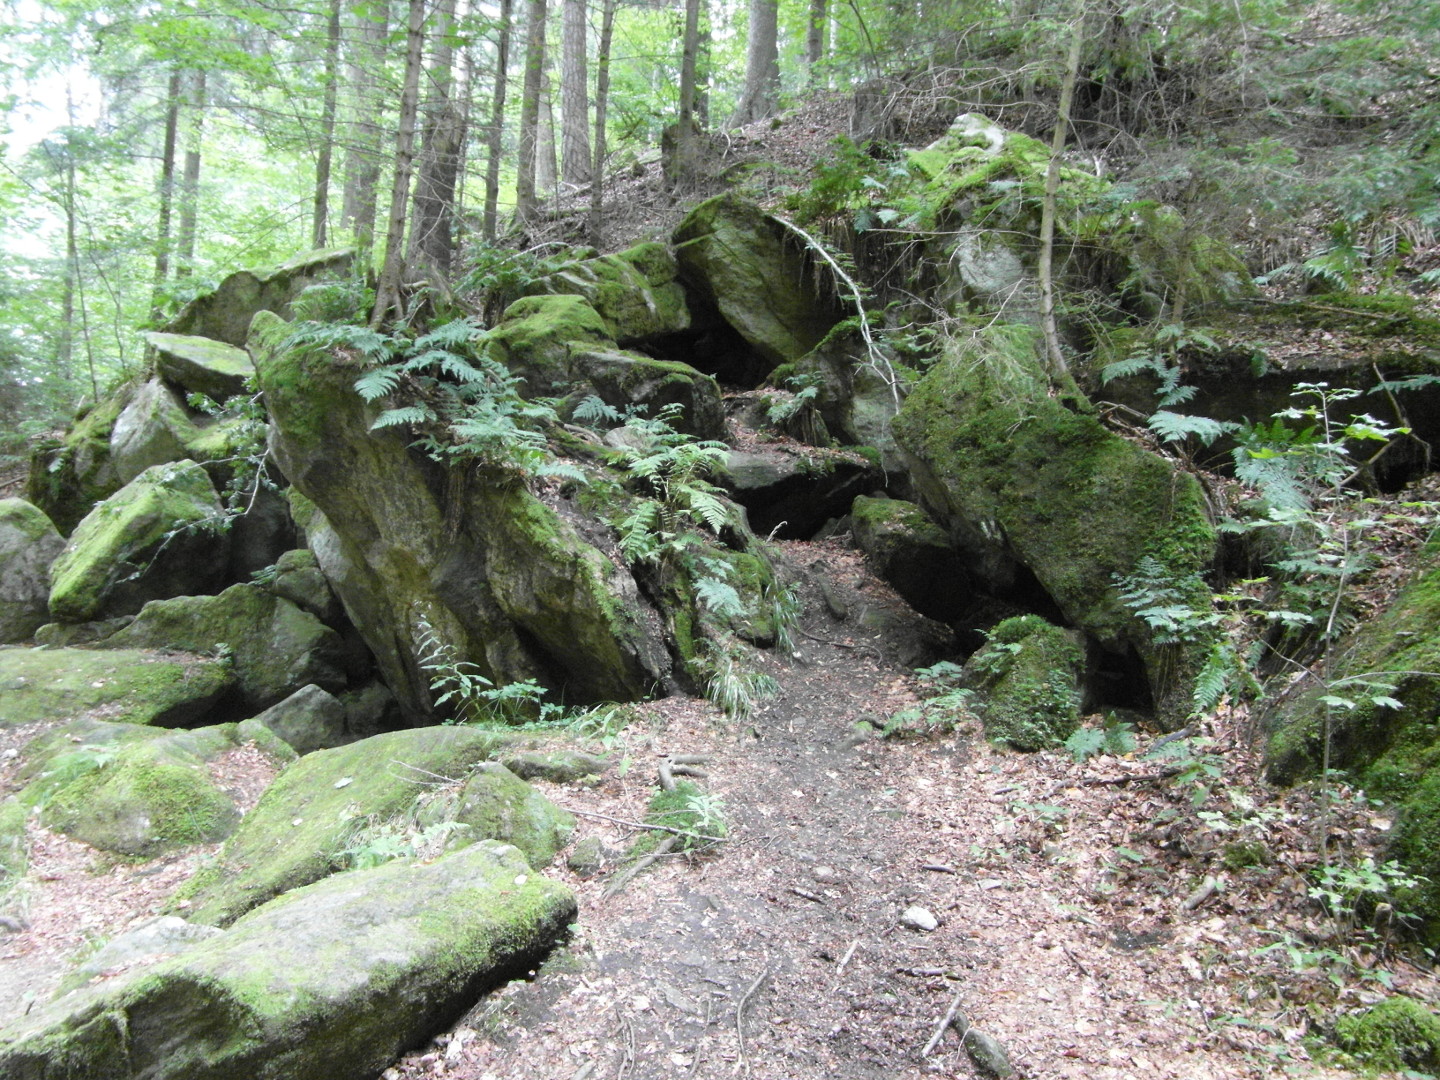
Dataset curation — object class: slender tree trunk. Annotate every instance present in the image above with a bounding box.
[150,68,182,321]
[176,71,205,279]
[1038,6,1085,383]
[729,0,779,127]
[588,0,615,244]
[806,0,826,78]
[371,0,427,329]
[312,0,343,248]
[483,0,514,240]
[410,0,463,275]
[514,0,547,224]
[538,67,558,198]
[560,0,590,185]
[341,0,389,258]
[667,0,703,190]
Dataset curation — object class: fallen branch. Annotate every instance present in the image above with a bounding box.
[563,806,726,845]
[603,833,679,898]
[736,961,773,1077]
[835,940,859,978]
[922,989,968,1057]
[1081,768,1182,787]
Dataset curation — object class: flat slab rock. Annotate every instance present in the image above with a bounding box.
[0,840,575,1080]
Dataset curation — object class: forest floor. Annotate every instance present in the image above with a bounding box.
[2,531,1437,1079]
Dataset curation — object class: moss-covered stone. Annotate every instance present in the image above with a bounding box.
[1332,996,1440,1073]
[270,548,342,624]
[177,726,510,926]
[0,840,575,1080]
[0,499,65,643]
[0,646,233,728]
[486,294,615,393]
[673,193,844,365]
[961,615,1085,751]
[145,332,256,402]
[108,379,201,486]
[567,348,725,440]
[849,495,969,620]
[1265,539,1440,930]
[893,327,1216,723]
[523,242,695,345]
[422,762,574,869]
[253,310,668,720]
[47,460,229,624]
[24,392,129,536]
[100,584,347,712]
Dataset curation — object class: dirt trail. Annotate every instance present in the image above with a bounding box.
[384,541,1379,1080]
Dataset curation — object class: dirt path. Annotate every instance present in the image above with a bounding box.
[383,542,1396,1080]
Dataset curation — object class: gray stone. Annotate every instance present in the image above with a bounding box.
[720,448,883,540]
[251,684,347,755]
[0,841,575,1080]
[849,495,970,620]
[567,835,605,878]
[0,647,233,729]
[900,905,938,931]
[63,916,223,992]
[33,617,133,647]
[145,332,256,402]
[271,548,342,624]
[419,762,575,870]
[964,1028,1016,1078]
[108,378,200,485]
[0,500,65,643]
[337,680,402,740]
[499,749,609,784]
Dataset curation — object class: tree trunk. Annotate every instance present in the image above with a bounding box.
[150,68,182,321]
[729,0,779,127]
[588,0,615,244]
[341,0,389,258]
[411,0,463,276]
[483,0,514,240]
[1038,6,1085,384]
[371,0,427,329]
[538,67,558,198]
[806,0,826,78]
[514,0,547,224]
[667,0,704,191]
[311,0,343,249]
[560,0,590,186]
[176,71,205,279]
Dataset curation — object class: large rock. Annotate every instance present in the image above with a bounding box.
[108,378,201,485]
[417,761,574,869]
[145,332,256,402]
[178,726,510,925]
[849,495,971,620]
[893,328,1216,723]
[523,242,696,344]
[0,840,575,1080]
[0,500,65,643]
[487,295,723,438]
[47,460,229,623]
[162,246,356,346]
[251,311,668,722]
[0,646,233,728]
[250,684,347,754]
[24,394,128,536]
[1265,538,1440,932]
[13,719,276,856]
[721,447,882,539]
[101,583,347,712]
[673,194,844,367]
[961,615,1085,751]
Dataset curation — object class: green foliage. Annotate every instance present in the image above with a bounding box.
[336,817,465,871]
[290,278,374,324]
[1064,718,1137,763]
[695,640,778,721]
[412,604,566,726]
[1309,856,1426,939]
[643,779,727,852]
[1332,996,1440,1074]
[883,661,975,738]
[1147,734,1225,807]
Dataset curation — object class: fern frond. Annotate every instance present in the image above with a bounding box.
[413,319,481,351]
[354,366,402,402]
[682,489,731,533]
[695,575,746,619]
[371,404,436,429]
[1148,411,1233,446]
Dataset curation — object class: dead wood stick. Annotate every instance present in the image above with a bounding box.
[561,807,727,844]
[922,862,958,874]
[1081,768,1182,787]
[603,834,679,898]
[736,961,772,1078]
[658,759,676,792]
[1182,875,1219,912]
[790,886,824,903]
[922,989,968,1057]
[835,939,859,977]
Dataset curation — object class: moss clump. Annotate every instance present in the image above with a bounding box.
[524,242,693,344]
[962,615,1085,751]
[444,762,575,869]
[634,779,725,855]
[486,294,615,392]
[24,391,129,535]
[1333,996,1440,1073]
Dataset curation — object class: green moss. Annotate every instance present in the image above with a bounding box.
[0,797,26,887]
[963,616,1085,751]
[527,243,691,343]
[447,762,575,869]
[486,294,615,389]
[249,309,364,449]
[1333,996,1440,1073]
[24,391,130,535]
[48,459,224,623]
[0,646,234,727]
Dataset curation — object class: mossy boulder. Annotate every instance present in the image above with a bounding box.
[961,615,1085,751]
[24,393,129,537]
[673,193,845,366]
[720,446,882,539]
[0,646,234,728]
[47,460,229,624]
[0,840,575,1080]
[252,311,668,722]
[145,332,255,402]
[162,246,356,346]
[177,726,509,926]
[893,327,1216,723]
[1265,539,1440,930]
[567,347,724,440]
[486,294,615,392]
[15,720,257,856]
[849,495,970,620]
[271,548,342,624]
[100,583,347,712]
[523,242,696,344]
[1332,996,1440,1073]
[499,748,609,783]
[107,379,201,486]
[249,684,347,755]
[417,761,574,869]
[0,499,65,643]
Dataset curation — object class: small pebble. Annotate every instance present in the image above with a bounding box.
[901,905,938,932]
